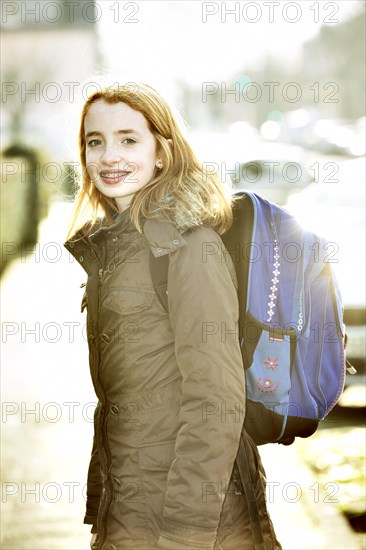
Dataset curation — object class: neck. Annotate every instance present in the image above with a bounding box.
[115,193,134,212]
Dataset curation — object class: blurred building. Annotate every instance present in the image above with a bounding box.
[179,5,365,132]
[1,1,102,272]
[1,0,102,158]
[301,8,366,120]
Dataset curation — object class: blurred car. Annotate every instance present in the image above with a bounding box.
[285,157,366,384]
[279,111,365,157]
[303,118,361,156]
[230,142,314,205]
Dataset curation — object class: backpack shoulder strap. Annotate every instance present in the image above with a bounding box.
[221,193,255,347]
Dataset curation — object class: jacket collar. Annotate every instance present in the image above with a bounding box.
[142,218,187,257]
[64,207,189,264]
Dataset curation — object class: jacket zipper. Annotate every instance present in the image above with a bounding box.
[85,240,111,547]
[96,265,115,549]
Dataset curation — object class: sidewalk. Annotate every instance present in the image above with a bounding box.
[1,200,94,549]
[259,442,364,550]
[1,199,364,549]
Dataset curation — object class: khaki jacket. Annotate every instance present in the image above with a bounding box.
[64,208,280,550]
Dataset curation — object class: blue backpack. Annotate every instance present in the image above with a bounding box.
[150,192,348,446]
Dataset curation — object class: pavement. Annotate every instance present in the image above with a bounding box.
[260,442,364,550]
[1,199,365,550]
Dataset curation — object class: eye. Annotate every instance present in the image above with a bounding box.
[87,139,102,147]
[122,138,136,145]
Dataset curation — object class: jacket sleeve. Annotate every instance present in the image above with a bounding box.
[157,226,246,550]
[84,421,103,526]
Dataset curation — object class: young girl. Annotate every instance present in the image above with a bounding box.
[64,83,281,550]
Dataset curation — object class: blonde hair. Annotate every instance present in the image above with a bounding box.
[67,82,234,240]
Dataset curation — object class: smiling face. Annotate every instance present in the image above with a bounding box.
[84,100,160,211]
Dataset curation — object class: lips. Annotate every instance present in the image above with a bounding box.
[99,170,132,185]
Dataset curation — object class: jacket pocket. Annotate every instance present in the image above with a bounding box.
[243,311,297,406]
[103,287,155,316]
[138,440,176,540]
[243,311,298,443]
[138,440,176,471]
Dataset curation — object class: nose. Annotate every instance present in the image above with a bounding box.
[101,144,123,166]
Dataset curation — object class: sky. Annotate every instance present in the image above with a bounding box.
[96,0,364,98]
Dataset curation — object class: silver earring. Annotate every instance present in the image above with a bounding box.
[156,160,163,169]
